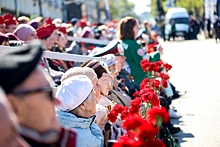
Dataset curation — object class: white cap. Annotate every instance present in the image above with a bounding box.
[101,54,116,67]
[56,75,93,112]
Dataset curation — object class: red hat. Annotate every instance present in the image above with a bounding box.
[36,27,51,39]
[44,23,57,32]
[44,18,53,24]
[58,27,67,35]
[80,19,87,28]
[3,14,17,26]
[0,16,4,25]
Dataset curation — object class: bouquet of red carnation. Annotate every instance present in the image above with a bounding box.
[107,59,173,147]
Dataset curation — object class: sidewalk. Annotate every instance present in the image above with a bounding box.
[162,39,220,147]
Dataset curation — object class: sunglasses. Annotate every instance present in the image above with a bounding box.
[11,86,55,101]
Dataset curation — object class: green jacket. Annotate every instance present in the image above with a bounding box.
[122,39,147,85]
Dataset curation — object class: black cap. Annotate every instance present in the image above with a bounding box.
[0,40,43,94]
[88,40,124,57]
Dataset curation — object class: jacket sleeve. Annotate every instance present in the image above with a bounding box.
[90,123,104,147]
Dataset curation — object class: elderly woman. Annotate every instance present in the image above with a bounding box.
[56,75,104,147]
[60,67,109,130]
[80,60,115,110]
[13,24,37,42]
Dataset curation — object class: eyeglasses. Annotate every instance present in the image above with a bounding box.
[11,86,55,101]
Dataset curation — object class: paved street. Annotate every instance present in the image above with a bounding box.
[161,37,220,147]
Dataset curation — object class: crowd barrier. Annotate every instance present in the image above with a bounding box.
[0,45,107,63]
[67,36,110,45]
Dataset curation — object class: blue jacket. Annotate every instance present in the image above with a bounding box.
[56,110,104,147]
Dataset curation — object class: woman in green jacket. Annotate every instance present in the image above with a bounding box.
[117,17,148,85]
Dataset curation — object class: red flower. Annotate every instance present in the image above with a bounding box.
[163,63,172,71]
[158,73,170,80]
[147,107,169,124]
[138,121,159,140]
[140,59,150,72]
[129,98,142,114]
[113,104,124,114]
[141,92,160,106]
[150,79,161,89]
[108,110,118,122]
[155,61,163,67]
[161,79,168,88]
[121,106,131,120]
[140,78,149,90]
[133,91,140,97]
[122,115,146,130]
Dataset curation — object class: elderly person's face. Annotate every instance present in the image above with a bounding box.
[99,73,111,97]
[7,66,60,133]
[115,56,125,72]
[0,89,29,147]
[6,25,17,33]
[26,31,38,42]
[91,76,101,101]
[0,24,5,33]
[108,64,118,80]
[79,90,98,117]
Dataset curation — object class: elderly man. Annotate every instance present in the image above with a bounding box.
[0,40,76,147]
[0,87,29,147]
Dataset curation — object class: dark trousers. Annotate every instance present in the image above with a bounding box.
[168,32,176,41]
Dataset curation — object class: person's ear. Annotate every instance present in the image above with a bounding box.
[7,94,21,115]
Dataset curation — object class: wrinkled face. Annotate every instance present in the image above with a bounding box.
[0,92,29,147]
[42,35,54,50]
[82,90,98,117]
[99,73,111,97]
[133,22,139,39]
[108,64,118,80]
[8,66,60,133]
[91,77,101,101]
[0,24,5,33]
[5,25,17,33]
[115,56,125,72]
[26,31,38,42]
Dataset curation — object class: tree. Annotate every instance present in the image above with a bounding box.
[150,0,203,17]
[99,0,138,20]
[175,0,203,16]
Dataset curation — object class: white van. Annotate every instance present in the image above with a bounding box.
[165,7,189,39]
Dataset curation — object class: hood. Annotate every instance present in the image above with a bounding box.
[56,109,95,129]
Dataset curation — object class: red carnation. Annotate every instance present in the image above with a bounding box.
[140,78,149,90]
[121,106,131,120]
[140,59,150,72]
[150,79,161,89]
[108,110,118,122]
[158,73,170,80]
[113,104,124,114]
[133,91,140,97]
[163,63,172,71]
[138,121,159,140]
[122,115,146,130]
[141,92,160,107]
[129,98,142,114]
[161,79,168,88]
[146,107,169,125]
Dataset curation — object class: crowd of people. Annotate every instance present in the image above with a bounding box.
[0,13,186,147]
